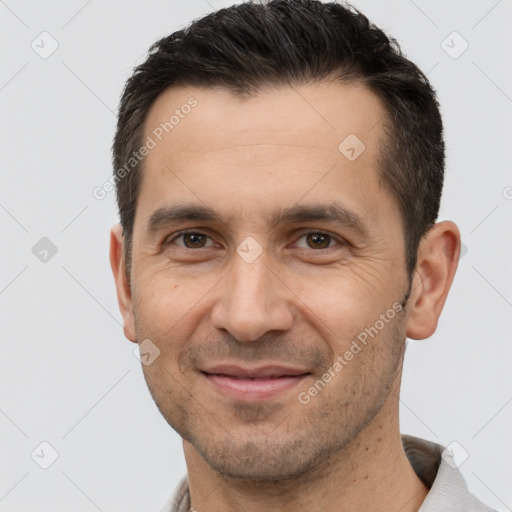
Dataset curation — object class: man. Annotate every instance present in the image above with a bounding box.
[109,1,495,510]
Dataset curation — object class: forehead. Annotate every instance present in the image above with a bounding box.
[143,80,386,159]
[135,81,393,233]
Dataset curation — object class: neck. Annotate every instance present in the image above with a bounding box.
[183,396,429,512]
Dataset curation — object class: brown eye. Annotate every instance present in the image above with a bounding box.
[169,232,213,249]
[183,233,207,248]
[306,233,331,249]
[295,232,339,250]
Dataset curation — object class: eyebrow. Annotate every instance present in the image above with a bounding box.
[145,202,371,238]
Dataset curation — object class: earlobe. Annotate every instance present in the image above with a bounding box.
[405,221,461,340]
[109,224,138,343]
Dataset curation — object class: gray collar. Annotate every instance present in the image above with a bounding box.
[160,435,495,512]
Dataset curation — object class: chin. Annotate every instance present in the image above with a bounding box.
[190,432,338,483]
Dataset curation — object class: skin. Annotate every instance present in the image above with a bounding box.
[110,81,460,512]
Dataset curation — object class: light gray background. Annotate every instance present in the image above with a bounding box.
[1,0,511,510]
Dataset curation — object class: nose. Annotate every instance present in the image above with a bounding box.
[211,249,294,342]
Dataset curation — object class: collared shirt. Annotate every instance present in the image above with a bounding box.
[158,435,496,512]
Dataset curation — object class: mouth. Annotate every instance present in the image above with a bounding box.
[201,364,311,401]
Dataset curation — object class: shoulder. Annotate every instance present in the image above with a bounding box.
[158,475,190,512]
[401,434,497,512]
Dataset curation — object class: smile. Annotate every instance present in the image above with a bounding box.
[201,364,311,401]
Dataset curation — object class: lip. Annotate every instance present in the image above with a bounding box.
[201,364,311,401]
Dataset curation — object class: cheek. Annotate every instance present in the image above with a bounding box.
[132,267,228,367]
[289,271,391,332]
[134,264,215,323]
[132,277,192,357]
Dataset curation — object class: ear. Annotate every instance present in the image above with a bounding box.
[406,221,461,340]
[109,224,137,343]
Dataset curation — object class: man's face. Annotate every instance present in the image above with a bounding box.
[126,81,412,480]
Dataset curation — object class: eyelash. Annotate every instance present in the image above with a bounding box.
[165,229,346,251]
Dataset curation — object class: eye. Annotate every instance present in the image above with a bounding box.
[167,231,215,249]
[165,230,345,251]
[294,231,343,250]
